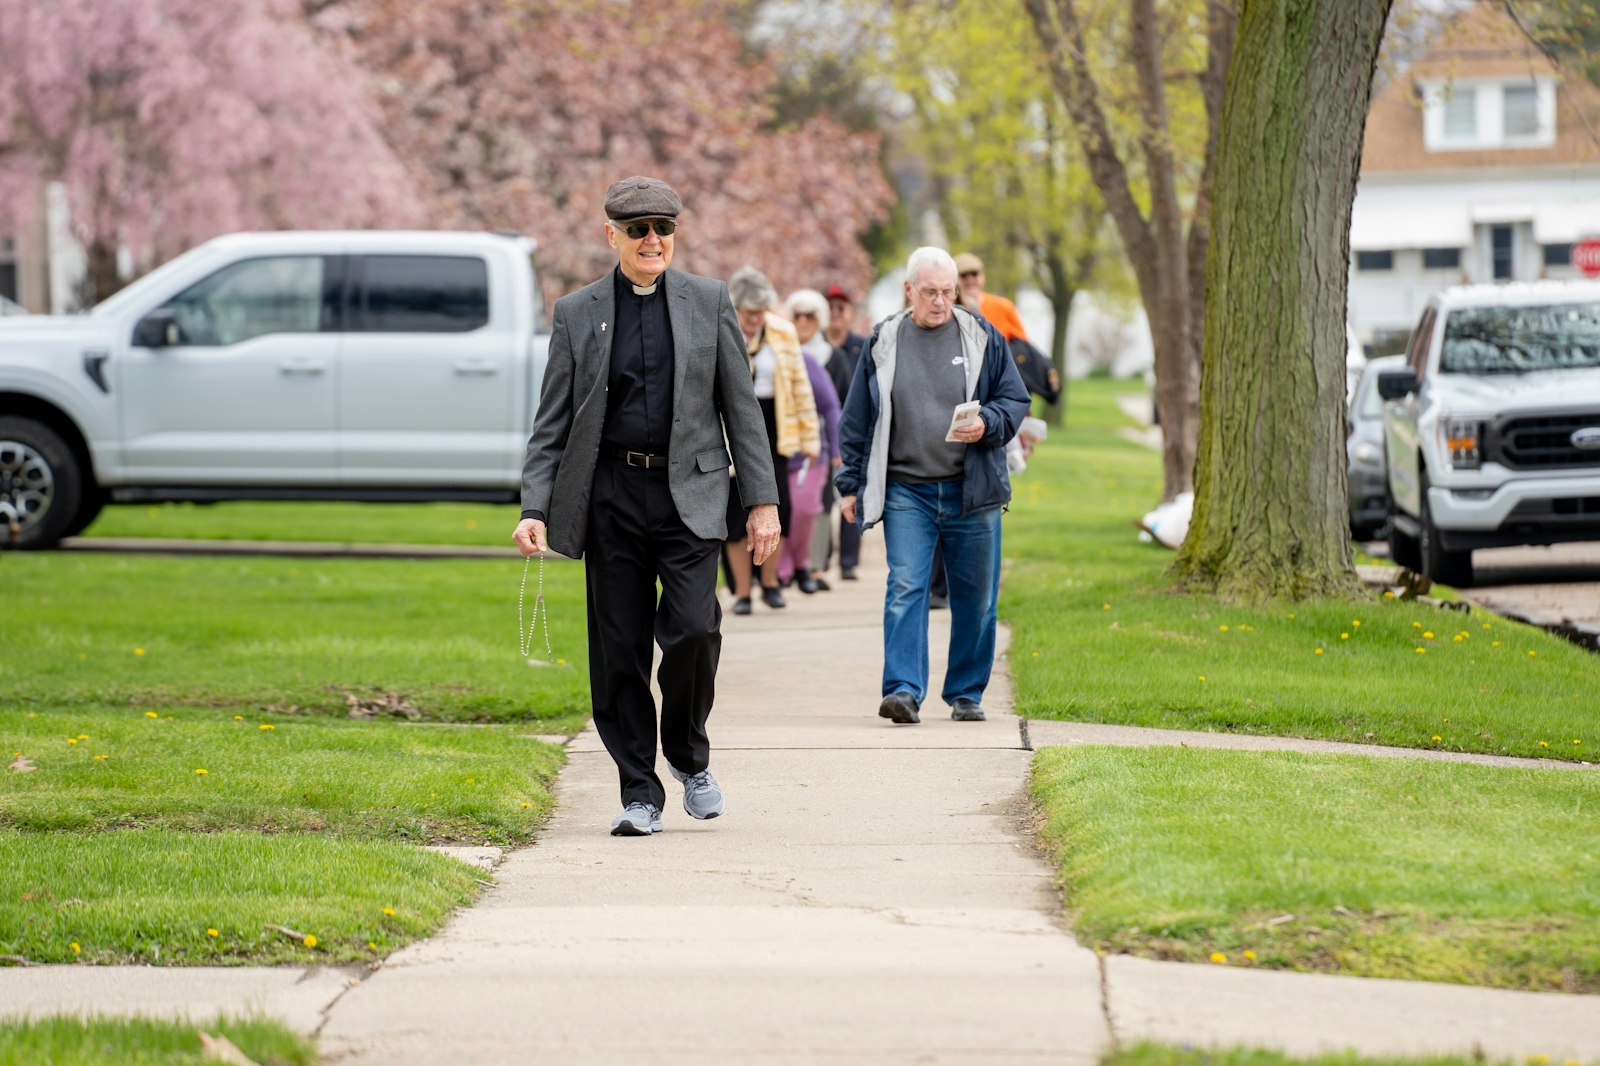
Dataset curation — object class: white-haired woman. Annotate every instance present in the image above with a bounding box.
[781,289,842,594]
[724,267,820,614]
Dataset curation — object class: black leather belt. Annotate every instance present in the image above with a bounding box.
[604,445,669,470]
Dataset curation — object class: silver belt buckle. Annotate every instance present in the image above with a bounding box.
[626,450,648,468]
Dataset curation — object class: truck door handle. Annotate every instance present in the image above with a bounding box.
[279,359,326,375]
[453,360,499,376]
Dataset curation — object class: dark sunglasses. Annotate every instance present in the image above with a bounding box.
[613,218,676,240]
[959,270,981,279]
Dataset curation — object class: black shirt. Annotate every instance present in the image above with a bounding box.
[601,266,675,453]
[825,331,866,404]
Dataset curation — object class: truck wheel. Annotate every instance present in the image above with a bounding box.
[1418,472,1473,588]
[0,416,83,550]
[1385,485,1420,571]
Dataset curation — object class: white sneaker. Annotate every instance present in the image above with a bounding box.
[610,802,662,836]
[669,765,725,820]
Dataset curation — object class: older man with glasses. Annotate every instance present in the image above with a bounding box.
[514,176,780,835]
[835,247,1030,726]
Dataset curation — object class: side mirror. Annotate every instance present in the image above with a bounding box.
[1376,367,1418,401]
[133,309,180,348]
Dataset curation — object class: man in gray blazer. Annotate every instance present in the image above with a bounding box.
[513,176,780,837]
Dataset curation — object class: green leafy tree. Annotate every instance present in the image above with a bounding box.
[1171,0,1392,600]
[890,0,1129,419]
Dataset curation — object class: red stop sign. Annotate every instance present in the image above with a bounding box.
[1575,237,1600,277]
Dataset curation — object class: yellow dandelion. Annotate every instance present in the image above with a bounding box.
[1443,718,1449,723]
[70,942,80,954]
[1288,613,1296,619]
[259,724,275,731]
[383,907,395,917]
[1481,623,1491,629]
[466,777,474,784]
[555,658,567,665]
[233,715,243,721]
[1032,652,1039,657]
[1492,641,1501,647]
[1197,676,1206,682]
[77,734,88,740]
[194,768,208,776]
[207,928,219,938]
[303,934,317,948]
[145,711,159,718]
[134,648,145,656]
[1340,633,1349,640]
[1412,621,1422,629]
[1415,648,1426,654]
[1539,741,1549,748]
[1432,735,1442,742]
[1352,620,1361,627]
[1574,740,1583,746]
[465,519,478,529]
[94,754,108,761]
[1383,590,1395,598]
[1243,950,1257,960]
[1102,603,1111,610]
[1423,631,1434,639]
[67,738,78,745]
[1219,625,1229,632]
[367,941,378,951]
[1452,635,1463,642]
[1529,650,1537,657]
[1209,952,1227,964]
[1314,648,1324,655]
[520,801,532,808]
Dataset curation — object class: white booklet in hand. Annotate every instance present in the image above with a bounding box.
[945,400,982,442]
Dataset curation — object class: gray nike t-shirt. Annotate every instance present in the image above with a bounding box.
[888,316,968,483]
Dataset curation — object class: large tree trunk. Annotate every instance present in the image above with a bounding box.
[1172,0,1392,601]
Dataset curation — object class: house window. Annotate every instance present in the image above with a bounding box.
[1544,243,1573,267]
[1443,87,1477,140]
[1422,248,1461,270]
[1356,250,1394,272]
[1491,225,1514,280]
[1504,85,1540,138]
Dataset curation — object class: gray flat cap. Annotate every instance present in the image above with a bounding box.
[604,176,682,220]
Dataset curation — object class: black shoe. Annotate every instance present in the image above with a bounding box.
[732,596,752,615]
[929,592,949,610]
[878,691,920,725]
[796,572,820,594]
[951,699,985,722]
[761,585,787,609]
[812,576,831,592]
[840,567,858,581]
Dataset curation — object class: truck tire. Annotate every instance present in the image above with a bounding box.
[0,416,83,550]
[1418,471,1473,588]
[1385,484,1421,571]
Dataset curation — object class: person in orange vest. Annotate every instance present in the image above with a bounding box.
[954,252,1028,343]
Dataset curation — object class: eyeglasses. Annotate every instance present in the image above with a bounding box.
[612,218,676,240]
[793,311,818,320]
[959,270,981,279]
[915,287,956,302]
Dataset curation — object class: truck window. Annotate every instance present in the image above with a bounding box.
[165,256,325,346]
[353,255,489,333]
[1439,301,1600,374]
[1405,309,1436,380]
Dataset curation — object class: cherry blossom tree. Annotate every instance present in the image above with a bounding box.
[309,0,894,299]
[0,0,420,304]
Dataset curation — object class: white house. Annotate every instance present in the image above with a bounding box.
[1348,2,1600,353]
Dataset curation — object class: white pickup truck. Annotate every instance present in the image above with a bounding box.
[0,231,550,548]
[1378,279,1600,587]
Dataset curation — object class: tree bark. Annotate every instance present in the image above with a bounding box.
[1172,0,1391,601]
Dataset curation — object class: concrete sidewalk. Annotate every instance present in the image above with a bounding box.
[7,539,1599,1062]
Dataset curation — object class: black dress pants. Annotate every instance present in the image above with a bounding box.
[585,457,722,810]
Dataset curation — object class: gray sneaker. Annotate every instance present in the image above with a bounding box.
[610,802,662,836]
[668,765,725,820]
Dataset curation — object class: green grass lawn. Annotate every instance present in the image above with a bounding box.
[2,706,562,841]
[1005,379,1599,760]
[1033,745,1600,992]
[1106,1044,1589,1066]
[0,1015,314,1066]
[2,708,561,964]
[80,499,520,546]
[1,553,589,727]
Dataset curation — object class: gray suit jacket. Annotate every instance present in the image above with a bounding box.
[520,268,779,559]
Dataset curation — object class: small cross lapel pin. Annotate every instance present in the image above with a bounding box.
[600,322,607,332]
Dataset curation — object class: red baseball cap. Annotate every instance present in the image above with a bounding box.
[824,284,852,304]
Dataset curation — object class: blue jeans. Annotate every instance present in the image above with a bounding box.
[880,479,1001,706]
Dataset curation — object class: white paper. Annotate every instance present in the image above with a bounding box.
[946,401,982,442]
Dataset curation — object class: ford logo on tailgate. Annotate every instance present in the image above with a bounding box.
[1573,427,1600,450]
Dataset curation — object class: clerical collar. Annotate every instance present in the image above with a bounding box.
[616,266,662,297]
